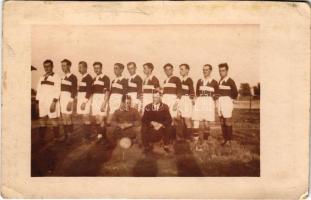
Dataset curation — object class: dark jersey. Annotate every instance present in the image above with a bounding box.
[92,74,110,94]
[181,77,195,99]
[78,73,93,99]
[163,76,182,99]
[143,75,160,94]
[128,74,143,99]
[196,78,219,97]
[218,77,238,99]
[61,73,78,98]
[111,76,128,95]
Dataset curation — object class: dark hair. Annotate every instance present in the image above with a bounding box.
[203,64,212,70]
[163,63,173,69]
[78,61,88,68]
[143,62,154,71]
[115,63,124,70]
[152,90,162,96]
[61,59,72,66]
[218,63,229,70]
[93,62,102,68]
[43,59,53,67]
[127,62,136,68]
[122,94,131,102]
[179,63,190,70]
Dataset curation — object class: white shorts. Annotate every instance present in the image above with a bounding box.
[39,99,60,119]
[162,94,178,118]
[193,96,215,122]
[109,93,122,114]
[92,93,108,116]
[179,95,193,118]
[127,92,141,109]
[76,92,91,115]
[142,93,153,111]
[60,92,73,114]
[217,96,233,118]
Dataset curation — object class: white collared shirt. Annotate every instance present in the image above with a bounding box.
[144,73,154,84]
[219,76,229,84]
[202,76,212,85]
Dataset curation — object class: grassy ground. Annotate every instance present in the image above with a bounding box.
[31,109,260,177]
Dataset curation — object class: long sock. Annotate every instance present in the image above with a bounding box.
[83,124,91,139]
[186,128,192,139]
[101,126,107,140]
[203,127,210,140]
[53,126,60,139]
[68,124,74,134]
[63,125,68,140]
[227,125,233,140]
[38,126,47,143]
[192,128,200,142]
[222,125,228,141]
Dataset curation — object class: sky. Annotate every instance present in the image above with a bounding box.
[31,25,259,89]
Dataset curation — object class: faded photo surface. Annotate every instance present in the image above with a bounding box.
[31,25,260,177]
[2,1,309,199]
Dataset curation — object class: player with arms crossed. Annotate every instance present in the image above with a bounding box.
[192,64,219,151]
[108,63,128,121]
[217,63,238,145]
[142,62,160,111]
[91,62,110,145]
[162,63,183,141]
[77,61,93,142]
[179,64,195,140]
[126,62,143,111]
[59,59,77,142]
[36,60,61,144]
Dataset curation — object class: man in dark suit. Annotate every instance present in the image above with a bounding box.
[141,92,172,153]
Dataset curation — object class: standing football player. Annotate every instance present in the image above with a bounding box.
[108,63,128,120]
[59,59,77,142]
[162,63,183,140]
[179,64,195,140]
[142,62,160,111]
[192,64,219,151]
[36,59,61,144]
[91,62,110,144]
[77,61,93,141]
[217,63,238,145]
[126,62,143,111]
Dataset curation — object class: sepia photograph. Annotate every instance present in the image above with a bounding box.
[31,25,260,177]
[2,1,309,198]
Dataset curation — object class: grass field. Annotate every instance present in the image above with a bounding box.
[31,109,260,177]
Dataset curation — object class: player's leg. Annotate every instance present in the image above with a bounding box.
[203,121,210,141]
[38,116,48,144]
[82,114,92,141]
[224,117,233,142]
[183,117,193,140]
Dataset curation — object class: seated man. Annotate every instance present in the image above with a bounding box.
[141,92,172,153]
[106,95,141,147]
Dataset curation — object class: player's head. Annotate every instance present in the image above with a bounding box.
[93,62,103,75]
[143,62,154,76]
[78,61,88,75]
[218,63,229,78]
[61,59,71,73]
[179,63,190,77]
[152,91,162,105]
[43,59,54,74]
[163,63,174,77]
[203,64,212,78]
[114,63,124,77]
[121,94,132,111]
[127,62,136,76]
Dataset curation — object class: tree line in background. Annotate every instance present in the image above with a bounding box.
[239,83,260,100]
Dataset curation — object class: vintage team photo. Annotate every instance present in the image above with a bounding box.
[31,25,260,177]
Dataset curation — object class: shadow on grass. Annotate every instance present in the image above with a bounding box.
[173,140,203,176]
[132,155,158,177]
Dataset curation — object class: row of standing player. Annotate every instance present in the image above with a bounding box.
[35,59,237,146]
